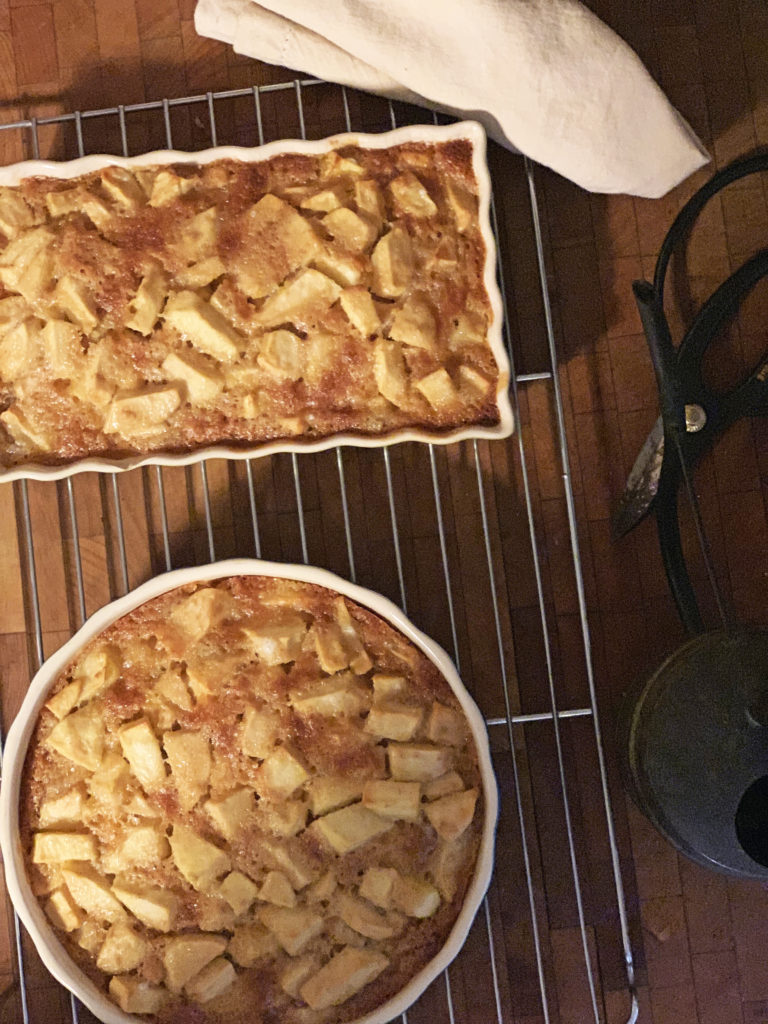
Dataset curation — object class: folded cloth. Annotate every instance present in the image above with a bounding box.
[195,0,709,198]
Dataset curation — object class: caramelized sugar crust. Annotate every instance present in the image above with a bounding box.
[20,576,484,1023]
[0,139,501,467]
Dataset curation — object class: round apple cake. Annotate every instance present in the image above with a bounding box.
[19,574,487,1023]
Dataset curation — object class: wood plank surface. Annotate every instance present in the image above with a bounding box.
[0,2,767,1023]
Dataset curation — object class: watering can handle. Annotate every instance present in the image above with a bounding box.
[633,280,705,635]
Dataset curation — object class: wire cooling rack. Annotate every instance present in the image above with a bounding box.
[0,78,639,1024]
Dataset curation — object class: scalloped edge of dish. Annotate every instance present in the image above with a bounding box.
[0,120,512,482]
[0,558,498,1024]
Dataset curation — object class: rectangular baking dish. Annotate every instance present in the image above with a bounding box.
[0,120,512,482]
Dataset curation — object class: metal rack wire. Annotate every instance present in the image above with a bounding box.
[0,78,638,1024]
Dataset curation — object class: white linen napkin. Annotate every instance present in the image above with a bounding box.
[194,0,709,198]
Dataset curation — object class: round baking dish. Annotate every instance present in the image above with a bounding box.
[0,558,498,1024]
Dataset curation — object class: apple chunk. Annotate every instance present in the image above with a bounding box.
[257,746,309,799]
[163,933,227,993]
[371,227,413,298]
[423,771,465,801]
[112,880,179,932]
[32,831,97,864]
[118,718,166,791]
[424,788,479,841]
[44,888,84,932]
[364,702,422,742]
[76,646,122,705]
[280,956,319,998]
[46,703,105,771]
[242,613,307,665]
[300,946,389,1010]
[204,787,255,841]
[240,705,281,758]
[362,780,421,821]
[168,825,230,891]
[109,976,167,1015]
[388,742,453,782]
[359,867,399,910]
[292,674,370,718]
[312,803,393,854]
[96,922,147,974]
[259,870,296,908]
[38,785,86,828]
[261,840,317,890]
[218,871,259,916]
[170,586,229,642]
[163,291,240,362]
[104,824,170,872]
[259,905,323,956]
[307,776,363,817]
[163,730,211,812]
[392,875,441,918]
[426,701,467,746]
[337,893,396,940]
[185,957,236,1003]
[61,866,126,924]
[45,681,82,721]
[228,923,279,967]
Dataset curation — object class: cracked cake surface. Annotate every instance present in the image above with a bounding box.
[20,574,485,1023]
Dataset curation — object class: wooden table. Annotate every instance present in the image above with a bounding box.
[2,2,768,1023]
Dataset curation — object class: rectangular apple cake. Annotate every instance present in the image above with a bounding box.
[20,575,485,1023]
[0,128,508,470]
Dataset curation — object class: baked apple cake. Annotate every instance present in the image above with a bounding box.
[0,125,509,471]
[19,574,486,1022]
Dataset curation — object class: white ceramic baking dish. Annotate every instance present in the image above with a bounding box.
[0,558,498,1024]
[0,120,512,483]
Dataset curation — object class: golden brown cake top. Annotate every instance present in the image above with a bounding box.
[0,134,506,470]
[20,575,484,1024]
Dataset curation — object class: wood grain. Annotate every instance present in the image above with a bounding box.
[0,2,767,1023]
